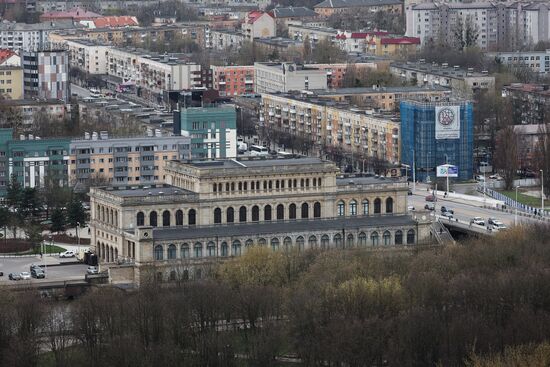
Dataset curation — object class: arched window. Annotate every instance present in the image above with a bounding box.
[149,211,158,227]
[318,178,322,186]
[170,270,176,281]
[395,230,403,245]
[301,203,309,218]
[137,212,145,226]
[183,269,189,281]
[308,235,317,248]
[154,245,163,260]
[207,241,216,257]
[245,239,254,248]
[239,206,247,222]
[386,197,394,214]
[181,243,189,259]
[296,236,305,251]
[176,210,183,226]
[195,269,202,280]
[289,204,297,219]
[221,242,228,256]
[252,205,259,221]
[232,240,241,256]
[194,242,203,257]
[264,205,272,221]
[346,234,354,248]
[337,201,345,216]
[314,202,321,218]
[407,229,415,244]
[383,231,391,245]
[374,198,381,214]
[334,233,342,248]
[271,238,279,251]
[283,237,292,250]
[276,204,284,220]
[188,209,196,225]
[168,244,176,259]
[371,231,379,246]
[349,200,357,216]
[358,232,367,246]
[227,207,234,223]
[258,238,267,246]
[214,208,222,224]
[362,200,369,215]
[321,235,330,249]
[162,210,171,227]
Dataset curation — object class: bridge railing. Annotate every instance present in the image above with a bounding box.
[478,185,549,218]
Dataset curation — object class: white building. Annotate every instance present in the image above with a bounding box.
[488,49,550,74]
[254,62,328,94]
[209,30,245,51]
[63,39,109,74]
[241,11,276,40]
[0,20,81,51]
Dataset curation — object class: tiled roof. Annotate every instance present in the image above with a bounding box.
[315,0,403,9]
[40,7,101,20]
[93,16,139,28]
[0,49,16,64]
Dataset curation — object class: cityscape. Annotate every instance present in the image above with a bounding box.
[0,0,549,365]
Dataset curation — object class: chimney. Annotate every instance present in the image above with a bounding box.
[84,131,90,140]
[92,132,98,140]
[155,129,162,137]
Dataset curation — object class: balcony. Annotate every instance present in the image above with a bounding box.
[245,79,253,84]
[326,125,332,130]
[268,111,275,116]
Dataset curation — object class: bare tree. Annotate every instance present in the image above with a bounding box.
[494,126,518,190]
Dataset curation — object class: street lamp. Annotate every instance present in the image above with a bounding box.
[410,148,416,192]
[515,185,520,226]
[76,222,80,255]
[541,169,545,215]
[401,163,410,185]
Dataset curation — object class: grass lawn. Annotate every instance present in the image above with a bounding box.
[498,190,550,208]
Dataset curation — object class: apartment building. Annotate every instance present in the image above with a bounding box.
[314,0,403,17]
[69,131,191,188]
[254,62,328,94]
[35,0,160,12]
[241,11,276,40]
[22,49,70,103]
[305,62,380,88]
[389,61,495,97]
[368,35,420,57]
[39,7,100,22]
[254,37,304,56]
[488,50,550,75]
[211,65,254,96]
[0,20,81,51]
[209,30,246,50]
[62,39,109,74]
[288,24,338,45]
[405,1,550,51]
[0,66,23,100]
[271,7,318,30]
[502,83,550,125]
[1,99,66,127]
[259,93,400,164]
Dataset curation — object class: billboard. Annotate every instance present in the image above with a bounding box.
[435,106,460,140]
[436,164,459,178]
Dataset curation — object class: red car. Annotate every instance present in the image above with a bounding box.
[425,194,437,202]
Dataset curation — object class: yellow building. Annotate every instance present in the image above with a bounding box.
[0,67,23,100]
[367,35,421,57]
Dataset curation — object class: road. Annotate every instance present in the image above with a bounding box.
[407,184,542,228]
[0,256,88,284]
[70,83,91,98]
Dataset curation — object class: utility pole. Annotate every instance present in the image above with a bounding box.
[541,169,545,214]
[412,148,416,191]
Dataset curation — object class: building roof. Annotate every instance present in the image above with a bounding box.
[314,0,403,9]
[380,36,420,45]
[151,214,416,240]
[246,10,273,24]
[0,20,83,31]
[92,16,139,28]
[185,157,326,169]
[314,85,450,95]
[271,6,318,18]
[391,61,492,79]
[40,7,101,20]
[0,49,16,64]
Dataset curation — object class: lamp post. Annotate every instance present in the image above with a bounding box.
[76,222,80,255]
[515,185,520,226]
[402,164,410,185]
[411,148,416,192]
[541,169,545,215]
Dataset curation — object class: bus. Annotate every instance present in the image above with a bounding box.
[249,145,269,156]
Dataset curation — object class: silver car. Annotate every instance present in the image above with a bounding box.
[19,272,31,280]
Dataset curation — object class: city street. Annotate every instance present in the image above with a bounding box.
[0,256,88,284]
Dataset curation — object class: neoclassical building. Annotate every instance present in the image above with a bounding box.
[90,157,433,284]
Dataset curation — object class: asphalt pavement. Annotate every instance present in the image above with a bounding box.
[0,255,88,284]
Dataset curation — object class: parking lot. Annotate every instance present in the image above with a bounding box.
[0,255,89,283]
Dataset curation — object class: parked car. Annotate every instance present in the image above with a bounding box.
[472,217,485,226]
[29,264,41,272]
[440,206,454,214]
[19,272,31,280]
[408,189,413,195]
[8,272,22,280]
[60,251,76,258]
[489,174,503,180]
[441,211,454,219]
[31,268,45,279]
[487,218,498,226]
[424,203,435,211]
[425,194,437,202]
[476,175,486,182]
[0,271,3,276]
[87,266,99,275]
[407,206,415,211]
[490,220,507,231]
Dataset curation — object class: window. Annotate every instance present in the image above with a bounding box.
[252,205,259,221]
[221,242,228,256]
[374,198,381,214]
[386,197,393,213]
[232,240,241,256]
[168,244,176,259]
[358,232,367,246]
[283,237,292,251]
[313,202,321,218]
[194,242,203,257]
[296,236,305,252]
[188,209,196,225]
[407,229,415,244]
[227,207,235,223]
[181,244,189,258]
[308,235,317,248]
[245,239,254,248]
[137,212,144,226]
[239,206,247,222]
[214,208,222,224]
[154,245,163,260]
[346,234,354,248]
[350,200,357,216]
[362,200,369,215]
[264,205,272,221]
[383,231,391,246]
[321,235,330,249]
[149,211,158,227]
[395,230,403,245]
[162,210,171,226]
[271,238,279,251]
[207,241,216,256]
[301,203,309,218]
[337,201,345,216]
[371,232,379,246]
[333,233,342,248]
[289,204,297,219]
[277,204,284,220]
[176,210,183,226]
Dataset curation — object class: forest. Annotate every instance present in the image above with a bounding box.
[2,224,550,366]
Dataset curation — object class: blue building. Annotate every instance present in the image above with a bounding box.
[400,100,473,182]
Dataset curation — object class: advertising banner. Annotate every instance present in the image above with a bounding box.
[435,106,460,140]
[436,164,459,178]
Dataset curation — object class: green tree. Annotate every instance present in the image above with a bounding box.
[19,188,42,221]
[50,208,66,233]
[67,198,87,228]
[24,222,43,253]
[6,173,22,209]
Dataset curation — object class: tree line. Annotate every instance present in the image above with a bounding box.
[3,224,550,366]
